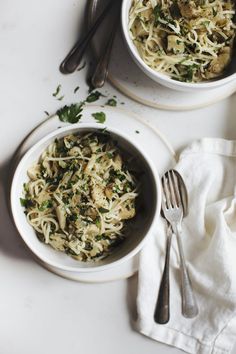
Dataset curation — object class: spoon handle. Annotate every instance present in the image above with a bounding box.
[175,225,199,318]
[60,0,114,74]
[91,15,119,88]
[154,228,172,324]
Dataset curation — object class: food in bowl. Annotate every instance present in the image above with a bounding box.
[129,0,236,83]
[20,131,138,262]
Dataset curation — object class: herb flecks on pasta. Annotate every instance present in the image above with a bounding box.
[129,0,236,82]
[21,133,138,262]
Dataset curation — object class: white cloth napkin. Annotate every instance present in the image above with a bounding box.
[136,138,236,354]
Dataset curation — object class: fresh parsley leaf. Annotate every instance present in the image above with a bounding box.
[57,103,84,124]
[92,112,106,124]
[153,4,162,24]
[86,91,105,103]
[52,84,61,97]
[38,200,53,211]
[106,152,113,158]
[20,198,27,207]
[20,198,34,208]
[106,98,117,107]
[74,86,80,94]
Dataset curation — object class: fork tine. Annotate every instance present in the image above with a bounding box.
[171,170,181,207]
[162,175,172,209]
[167,170,177,207]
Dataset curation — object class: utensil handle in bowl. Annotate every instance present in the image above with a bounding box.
[154,232,172,324]
[175,225,199,318]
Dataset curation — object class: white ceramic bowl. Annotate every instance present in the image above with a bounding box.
[11,123,161,273]
[121,0,236,92]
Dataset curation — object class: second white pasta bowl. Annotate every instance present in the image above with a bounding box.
[121,0,236,92]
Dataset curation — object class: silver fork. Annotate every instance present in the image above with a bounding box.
[161,170,198,318]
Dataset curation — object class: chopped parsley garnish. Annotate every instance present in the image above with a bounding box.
[44,111,50,116]
[135,130,140,134]
[105,98,117,107]
[20,198,34,208]
[153,4,162,24]
[52,84,62,97]
[74,86,80,94]
[57,103,84,124]
[92,112,106,124]
[38,200,53,211]
[86,91,105,103]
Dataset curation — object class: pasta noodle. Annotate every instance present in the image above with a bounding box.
[129,0,236,82]
[21,132,138,262]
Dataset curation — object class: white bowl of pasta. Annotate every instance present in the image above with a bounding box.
[11,124,161,273]
[121,0,236,91]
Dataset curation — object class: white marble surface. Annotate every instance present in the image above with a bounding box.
[0,1,236,353]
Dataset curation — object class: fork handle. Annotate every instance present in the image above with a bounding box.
[174,225,199,318]
[154,232,172,324]
[91,14,119,88]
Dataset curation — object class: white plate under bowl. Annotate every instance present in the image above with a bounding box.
[89,0,236,110]
[11,105,176,282]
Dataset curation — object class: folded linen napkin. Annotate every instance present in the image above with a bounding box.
[136,138,236,354]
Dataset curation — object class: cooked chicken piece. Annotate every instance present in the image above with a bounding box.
[71,194,81,207]
[91,184,109,209]
[49,234,66,251]
[84,207,98,220]
[178,0,198,19]
[119,201,135,220]
[36,193,51,205]
[142,8,152,19]
[113,154,122,171]
[82,146,92,157]
[64,135,77,149]
[27,163,41,180]
[105,184,114,199]
[206,47,231,79]
[86,224,100,237]
[84,154,97,174]
[167,35,185,54]
[60,171,73,186]
[56,205,66,230]
[135,21,149,37]
[68,146,80,156]
[90,243,103,257]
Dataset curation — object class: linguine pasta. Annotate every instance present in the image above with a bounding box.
[129,0,236,82]
[21,132,138,262]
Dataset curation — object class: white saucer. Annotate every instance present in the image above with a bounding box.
[89,0,236,111]
[13,105,176,282]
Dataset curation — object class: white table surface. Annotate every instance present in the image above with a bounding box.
[1,1,236,353]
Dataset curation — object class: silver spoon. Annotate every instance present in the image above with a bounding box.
[60,0,114,74]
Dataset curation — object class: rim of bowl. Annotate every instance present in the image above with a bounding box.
[121,0,236,90]
[11,123,161,273]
